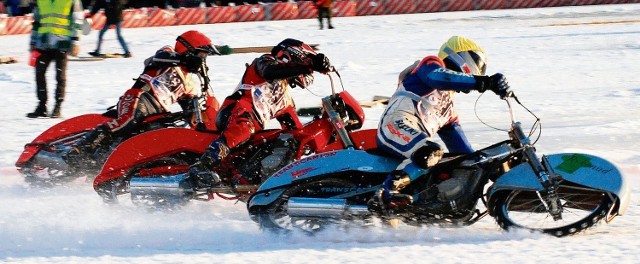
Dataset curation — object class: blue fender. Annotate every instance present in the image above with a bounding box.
[248,149,401,207]
[489,153,630,215]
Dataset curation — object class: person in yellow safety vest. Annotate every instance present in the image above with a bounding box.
[28,0,83,118]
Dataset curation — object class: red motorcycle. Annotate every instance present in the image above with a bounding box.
[92,73,378,208]
[16,64,220,186]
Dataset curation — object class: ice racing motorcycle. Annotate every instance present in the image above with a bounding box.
[247,92,630,237]
[91,73,378,207]
[15,64,220,186]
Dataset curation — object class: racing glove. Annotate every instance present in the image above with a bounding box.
[181,54,205,73]
[310,53,333,73]
[474,73,511,98]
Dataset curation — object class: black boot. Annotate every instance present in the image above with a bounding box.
[50,102,62,118]
[64,125,111,165]
[27,103,48,118]
[368,171,413,214]
[187,139,229,189]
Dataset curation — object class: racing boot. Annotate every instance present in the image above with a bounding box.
[64,125,112,166]
[187,139,229,189]
[27,102,47,118]
[368,170,414,215]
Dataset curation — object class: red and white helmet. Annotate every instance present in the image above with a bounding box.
[175,30,220,55]
[271,38,317,64]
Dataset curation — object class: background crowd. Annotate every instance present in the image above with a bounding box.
[1,0,331,16]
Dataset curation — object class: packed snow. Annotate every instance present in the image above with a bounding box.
[1,3,639,263]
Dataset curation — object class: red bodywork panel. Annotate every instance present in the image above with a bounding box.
[15,114,113,166]
[93,128,219,189]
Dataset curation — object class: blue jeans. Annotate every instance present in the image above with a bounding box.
[96,22,130,54]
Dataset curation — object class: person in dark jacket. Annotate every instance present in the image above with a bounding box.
[86,0,131,57]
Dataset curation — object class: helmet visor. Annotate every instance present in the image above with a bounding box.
[194,44,220,56]
[442,47,486,75]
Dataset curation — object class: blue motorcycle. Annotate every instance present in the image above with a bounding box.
[247,91,630,237]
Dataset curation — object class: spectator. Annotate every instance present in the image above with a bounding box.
[28,0,83,118]
[315,0,333,30]
[86,0,131,58]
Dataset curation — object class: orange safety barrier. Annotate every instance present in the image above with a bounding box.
[0,17,7,35]
[266,2,299,21]
[385,0,417,14]
[122,9,148,28]
[415,0,445,13]
[297,1,318,19]
[3,1,640,35]
[355,0,385,16]
[147,8,176,27]
[236,4,265,22]
[206,6,236,24]
[332,0,357,17]
[5,16,32,35]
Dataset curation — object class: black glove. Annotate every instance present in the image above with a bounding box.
[182,54,204,72]
[474,73,511,98]
[310,53,333,73]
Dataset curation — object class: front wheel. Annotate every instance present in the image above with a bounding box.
[490,182,615,237]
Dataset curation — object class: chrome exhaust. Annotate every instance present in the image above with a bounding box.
[129,173,193,200]
[287,197,371,218]
[33,151,69,171]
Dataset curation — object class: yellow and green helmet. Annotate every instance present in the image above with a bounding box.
[438,36,487,75]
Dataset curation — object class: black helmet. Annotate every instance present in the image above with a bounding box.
[271,38,317,64]
[438,36,487,75]
[272,38,317,88]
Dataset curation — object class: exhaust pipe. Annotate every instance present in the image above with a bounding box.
[33,151,69,171]
[287,197,371,218]
[129,173,193,202]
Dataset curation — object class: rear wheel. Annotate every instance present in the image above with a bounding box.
[254,178,359,233]
[490,182,615,237]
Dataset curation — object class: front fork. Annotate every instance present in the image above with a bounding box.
[512,122,564,220]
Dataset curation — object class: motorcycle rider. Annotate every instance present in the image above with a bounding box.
[187,38,333,188]
[65,30,223,164]
[371,36,511,214]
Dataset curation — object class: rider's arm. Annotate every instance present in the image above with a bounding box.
[255,54,313,80]
[146,46,183,68]
[411,56,478,93]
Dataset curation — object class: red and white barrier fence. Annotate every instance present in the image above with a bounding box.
[236,4,265,22]
[176,7,205,25]
[147,8,176,27]
[206,6,236,24]
[2,1,640,35]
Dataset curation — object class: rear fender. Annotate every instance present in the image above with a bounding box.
[93,128,218,189]
[248,149,400,208]
[489,153,630,216]
[16,114,112,166]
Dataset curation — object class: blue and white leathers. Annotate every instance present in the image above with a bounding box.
[377,56,477,160]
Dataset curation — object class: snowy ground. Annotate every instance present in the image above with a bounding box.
[1,4,640,263]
